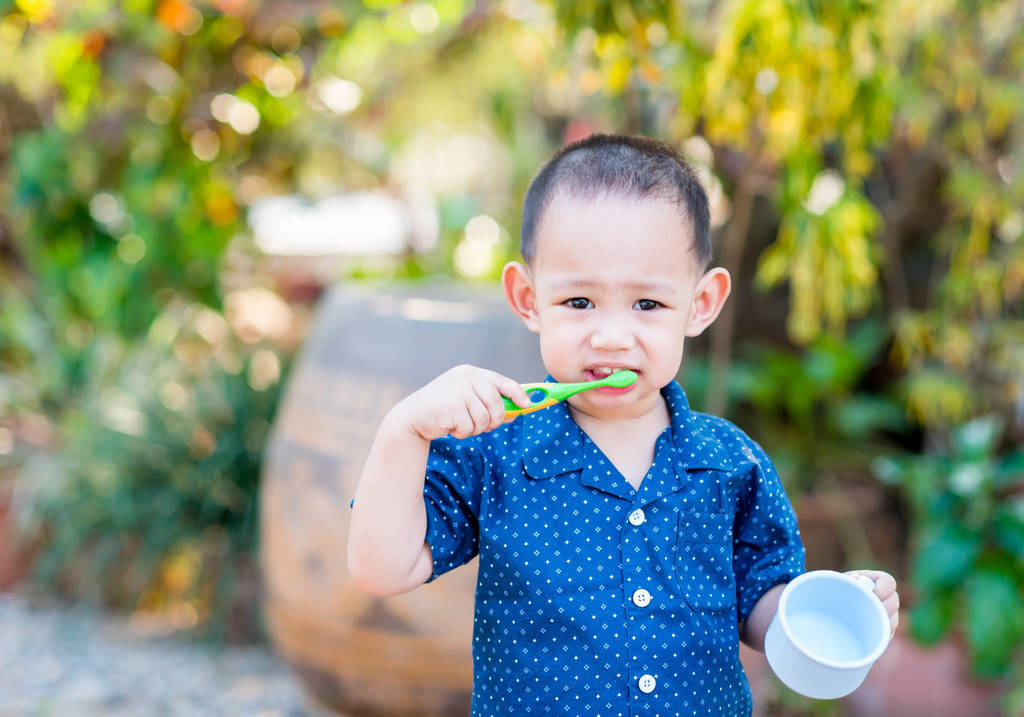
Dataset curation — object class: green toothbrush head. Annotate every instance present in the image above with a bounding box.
[605,369,638,387]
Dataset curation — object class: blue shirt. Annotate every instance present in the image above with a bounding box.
[423,380,805,716]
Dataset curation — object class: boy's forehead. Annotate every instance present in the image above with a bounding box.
[545,274,684,295]
[530,192,700,273]
[536,192,693,238]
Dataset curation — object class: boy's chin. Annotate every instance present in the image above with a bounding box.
[570,391,653,417]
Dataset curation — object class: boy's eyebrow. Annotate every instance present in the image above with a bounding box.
[548,278,680,294]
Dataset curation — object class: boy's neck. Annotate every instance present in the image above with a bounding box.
[569,394,671,491]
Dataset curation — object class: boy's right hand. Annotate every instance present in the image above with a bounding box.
[392,364,534,441]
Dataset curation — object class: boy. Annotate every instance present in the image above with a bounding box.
[348,134,899,715]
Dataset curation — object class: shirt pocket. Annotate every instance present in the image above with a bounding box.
[675,511,736,613]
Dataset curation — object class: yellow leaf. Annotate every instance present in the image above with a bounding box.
[604,56,631,93]
[15,0,54,24]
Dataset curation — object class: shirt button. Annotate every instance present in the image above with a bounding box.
[628,508,646,526]
[632,588,652,608]
[638,674,656,693]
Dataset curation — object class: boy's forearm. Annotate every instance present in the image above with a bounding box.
[739,582,786,652]
[347,408,434,596]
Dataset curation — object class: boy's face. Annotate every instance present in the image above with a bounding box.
[505,193,729,422]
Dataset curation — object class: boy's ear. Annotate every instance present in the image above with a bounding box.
[501,261,540,333]
[686,267,731,337]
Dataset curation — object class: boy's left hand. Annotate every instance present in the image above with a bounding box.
[846,569,899,636]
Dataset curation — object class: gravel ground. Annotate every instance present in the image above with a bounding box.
[0,592,332,717]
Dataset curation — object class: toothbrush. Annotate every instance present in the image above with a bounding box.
[503,370,638,419]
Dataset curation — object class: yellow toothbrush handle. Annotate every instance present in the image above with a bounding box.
[502,382,556,418]
[504,397,559,420]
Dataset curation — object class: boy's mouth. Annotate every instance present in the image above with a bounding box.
[583,366,638,390]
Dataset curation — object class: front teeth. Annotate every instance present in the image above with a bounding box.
[592,367,614,377]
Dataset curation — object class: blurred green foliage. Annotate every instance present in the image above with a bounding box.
[875,419,1024,678]
[24,327,285,640]
[0,0,1021,684]
[688,321,907,495]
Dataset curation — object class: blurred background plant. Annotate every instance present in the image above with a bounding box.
[0,0,1022,709]
[874,417,1024,679]
[13,298,290,641]
[684,320,910,574]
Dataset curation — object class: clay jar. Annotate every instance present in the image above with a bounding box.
[260,284,544,716]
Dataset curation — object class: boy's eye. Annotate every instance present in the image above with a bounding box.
[565,297,593,310]
[634,299,661,311]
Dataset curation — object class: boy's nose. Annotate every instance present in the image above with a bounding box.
[588,319,637,351]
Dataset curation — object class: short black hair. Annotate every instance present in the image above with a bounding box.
[520,134,711,269]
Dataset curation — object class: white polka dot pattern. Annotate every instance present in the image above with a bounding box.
[422,380,805,715]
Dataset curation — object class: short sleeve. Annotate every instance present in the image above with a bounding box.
[731,438,806,621]
[422,435,486,581]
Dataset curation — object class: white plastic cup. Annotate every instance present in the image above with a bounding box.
[765,570,891,699]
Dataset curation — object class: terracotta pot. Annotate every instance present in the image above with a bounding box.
[260,284,544,716]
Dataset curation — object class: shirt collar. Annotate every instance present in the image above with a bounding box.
[662,380,737,473]
[518,393,586,480]
[520,379,736,483]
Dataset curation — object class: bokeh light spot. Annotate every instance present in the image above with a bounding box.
[455,214,502,278]
[211,93,260,134]
[263,64,296,97]
[409,3,440,34]
[248,349,281,391]
[804,170,845,215]
[755,67,779,95]
[146,95,175,124]
[190,129,220,161]
[89,192,120,224]
[270,25,301,54]
[316,76,361,114]
[117,234,147,264]
[159,381,189,411]
[646,22,668,47]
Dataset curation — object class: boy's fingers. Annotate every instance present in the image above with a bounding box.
[451,406,479,437]
[487,402,507,430]
[473,383,508,430]
[846,570,900,636]
[874,572,897,599]
[444,397,479,438]
[492,373,533,408]
[846,570,897,599]
[433,417,458,440]
[465,395,493,435]
[882,592,899,617]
